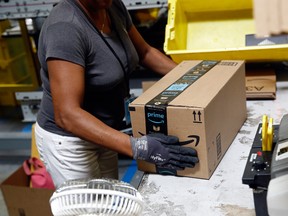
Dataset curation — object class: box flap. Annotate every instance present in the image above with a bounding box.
[1,166,29,187]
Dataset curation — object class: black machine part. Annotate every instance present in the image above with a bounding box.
[242,124,278,189]
[270,114,288,179]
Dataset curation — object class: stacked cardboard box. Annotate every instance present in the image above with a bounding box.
[253,0,288,37]
[246,68,276,99]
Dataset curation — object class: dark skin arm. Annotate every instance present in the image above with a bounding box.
[128,24,177,75]
[48,59,133,156]
[47,24,177,156]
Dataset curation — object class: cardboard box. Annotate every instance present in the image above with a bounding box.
[280,0,288,33]
[142,81,157,92]
[253,0,269,38]
[1,166,54,216]
[245,67,276,99]
[129,60,247,179]
[1,124,54,216]
[254,0,288,36]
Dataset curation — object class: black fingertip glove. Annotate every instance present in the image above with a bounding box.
[130,133,199,170]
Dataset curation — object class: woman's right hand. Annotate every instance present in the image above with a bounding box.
[130,133,199,170]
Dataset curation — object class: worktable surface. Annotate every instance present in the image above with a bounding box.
[137,81,288,216]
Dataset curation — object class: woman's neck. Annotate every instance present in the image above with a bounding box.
[77,0,110,33]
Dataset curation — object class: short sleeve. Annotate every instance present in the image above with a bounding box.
[45,22,86,67]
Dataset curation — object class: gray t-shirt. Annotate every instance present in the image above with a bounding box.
[37,0,139,136]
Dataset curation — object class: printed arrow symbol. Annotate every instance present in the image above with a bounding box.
[197,111,201,122]
[193,111,197,121]
[193,111,202,122]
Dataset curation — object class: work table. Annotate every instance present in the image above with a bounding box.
[137,80,288,216]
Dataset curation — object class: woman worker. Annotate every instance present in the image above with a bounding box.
[35,0,199,187]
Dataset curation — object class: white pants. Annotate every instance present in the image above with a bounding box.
[35,122,119,188]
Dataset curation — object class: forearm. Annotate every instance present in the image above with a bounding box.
[128,25,177,74]
[140,47,177,75]
[55,107,133,157]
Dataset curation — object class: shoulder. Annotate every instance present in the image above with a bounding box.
[112,0,127,12]
[42,0,87,40]
[44,0,86,31]
[110,0,132,29]
[111,0,130,18]
[47,0,75,23]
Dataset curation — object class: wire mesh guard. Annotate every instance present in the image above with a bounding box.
[50,178,144,216]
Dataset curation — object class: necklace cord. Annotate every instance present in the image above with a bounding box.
[101,10,106,33]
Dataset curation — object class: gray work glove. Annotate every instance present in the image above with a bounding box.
[130,133,199,170]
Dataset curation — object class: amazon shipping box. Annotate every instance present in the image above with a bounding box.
[129,60,247,179]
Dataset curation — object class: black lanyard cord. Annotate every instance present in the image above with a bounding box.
[75,1,131,96]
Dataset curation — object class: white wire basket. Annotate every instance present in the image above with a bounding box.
[50,178,144,216]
